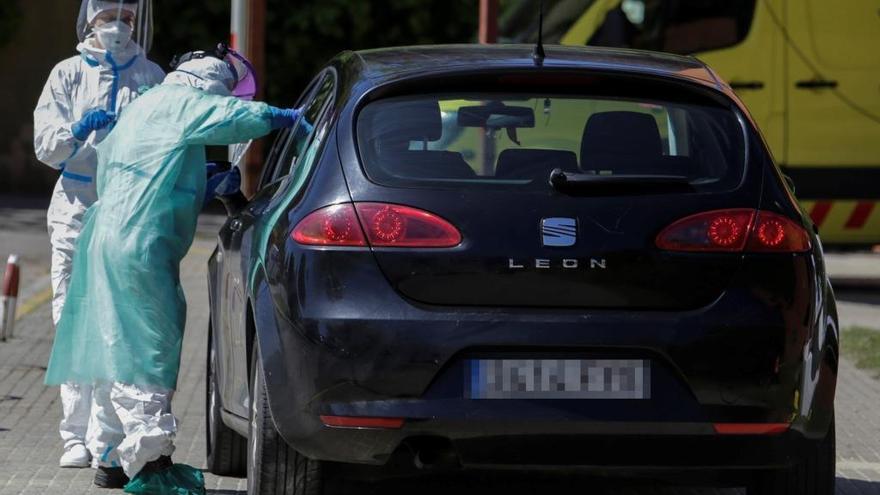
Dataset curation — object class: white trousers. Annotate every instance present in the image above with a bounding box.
[58,383,92,450]
[48,184,94,449]
[88,382,177,477]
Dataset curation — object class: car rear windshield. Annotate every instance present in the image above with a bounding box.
[356,91,746,192]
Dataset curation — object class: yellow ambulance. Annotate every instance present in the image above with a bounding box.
[507,0,880,245]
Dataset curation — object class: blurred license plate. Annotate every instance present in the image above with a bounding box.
[466,359,650,399]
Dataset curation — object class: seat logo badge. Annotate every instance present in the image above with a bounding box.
[542,217,577,247]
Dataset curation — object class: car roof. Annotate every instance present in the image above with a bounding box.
[344,44,722,90]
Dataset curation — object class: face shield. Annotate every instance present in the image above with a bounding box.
[170,43,259,101]
[225,50,258,101]
[77,0,154,53]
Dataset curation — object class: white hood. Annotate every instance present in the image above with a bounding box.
[162,57,235,96]
[86,0,136,24]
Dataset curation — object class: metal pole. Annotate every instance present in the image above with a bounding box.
[230,0,250,193]
[230,0,267,198]
[479,0,499,44]
[248,0,266,102]
[230,0,248,56]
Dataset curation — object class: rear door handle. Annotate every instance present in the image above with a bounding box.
[795,79,838,89]
[730,81,765,90]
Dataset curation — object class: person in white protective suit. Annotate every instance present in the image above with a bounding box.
[32,0,164,470]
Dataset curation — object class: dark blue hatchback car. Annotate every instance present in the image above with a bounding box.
[206,44,838,495]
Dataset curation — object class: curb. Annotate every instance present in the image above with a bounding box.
[830,277,880,291]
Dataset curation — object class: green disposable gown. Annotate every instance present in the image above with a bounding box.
[45,84,274,390]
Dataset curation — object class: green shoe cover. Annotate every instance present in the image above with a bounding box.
[123,463,206,495]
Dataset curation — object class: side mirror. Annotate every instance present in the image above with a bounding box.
[783,174,796,195]
[218,190,248,217]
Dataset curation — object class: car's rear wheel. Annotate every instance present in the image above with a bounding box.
[748,418,836,495]
[206,323,247,476]
[247,341,335,495]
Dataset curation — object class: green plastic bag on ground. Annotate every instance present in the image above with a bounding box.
[124,463,206,495]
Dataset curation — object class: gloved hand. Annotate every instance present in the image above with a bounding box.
[72,108,114,141]
[204,164,241,207]
[300,119,315,135]
[268,107,302,129]
[205,161,225,178]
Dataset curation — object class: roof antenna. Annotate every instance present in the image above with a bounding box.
[532,0,546,66]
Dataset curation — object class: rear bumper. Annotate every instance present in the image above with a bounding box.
[253,249,836,471]
[310,423,812,476]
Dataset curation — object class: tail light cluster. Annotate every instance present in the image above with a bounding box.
[656,209,811,253]
[292,202,461,248]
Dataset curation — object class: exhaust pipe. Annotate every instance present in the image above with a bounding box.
[413,449,435,470]
[411,437,459,471]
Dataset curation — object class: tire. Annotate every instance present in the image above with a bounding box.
[247,341,333,495]
[206,323,247,476]
[748,418,836,495]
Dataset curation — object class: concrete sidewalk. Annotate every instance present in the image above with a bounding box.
[0,240,879,494]
[0,240,246,494]
[826,252,880,289]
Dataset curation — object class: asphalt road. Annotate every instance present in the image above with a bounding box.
[0,209,878,494]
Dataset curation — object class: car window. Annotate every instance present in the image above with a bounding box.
[258,73,325,189]
[281,100,334,202]
[258,129,290,188]
[357,91,745,192]
[589,0,757,54]
[271,72,336,182]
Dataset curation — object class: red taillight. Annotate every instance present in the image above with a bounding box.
[656,209,755,252]
[292,203,461,248]
[707,214,748,247]
[656,209,810,253]
[746,211,811,252]
[291,204,367,246]
[713,423,790,435]
[319,415,405,429]
[354,203,461,247]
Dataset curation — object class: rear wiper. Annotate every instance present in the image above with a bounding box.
[548,168,695,194]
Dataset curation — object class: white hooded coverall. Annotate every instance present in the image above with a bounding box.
[33,37,164,456]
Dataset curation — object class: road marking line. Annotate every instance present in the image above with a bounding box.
[190,246,214,256]
[14,286,52,321]
[838,459,880,471]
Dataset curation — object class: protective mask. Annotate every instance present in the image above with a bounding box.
[94,20,133,53]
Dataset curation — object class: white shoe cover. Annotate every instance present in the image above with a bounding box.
[59,443,91,468]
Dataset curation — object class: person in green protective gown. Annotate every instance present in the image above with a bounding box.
[44,45,302,494]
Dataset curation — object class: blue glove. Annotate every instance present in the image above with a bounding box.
[215,166,241,196]
[269,107,302,129]
[204,165,241,207]
[72,108,114,141]
[300,119,315,135]
[205,162,222,177]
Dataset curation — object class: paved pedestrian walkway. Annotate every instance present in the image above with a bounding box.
[0,239,878,494]
[826,252,880,289]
